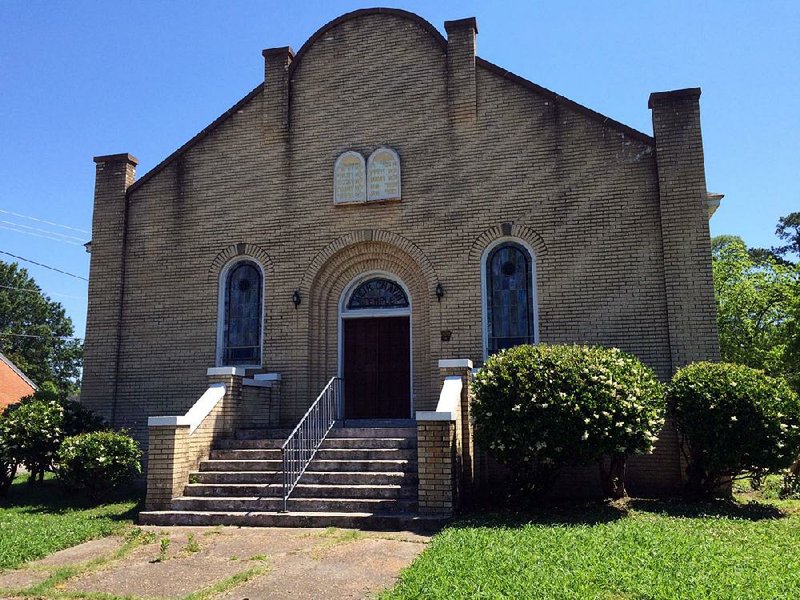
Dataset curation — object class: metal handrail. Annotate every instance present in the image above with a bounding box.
[280,377,342,512]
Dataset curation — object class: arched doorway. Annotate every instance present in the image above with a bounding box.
[339,273,411,419]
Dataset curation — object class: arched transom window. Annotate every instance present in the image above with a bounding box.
[221,260,262,366]
[346,278,409,310]
[485,242,536,356]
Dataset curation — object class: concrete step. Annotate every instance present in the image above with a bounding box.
[190,471,282,484]
[320,437,417,450]
[199,460,282,472]
[307,459,416,472]
[216,438,285,450]
[170,496,417,513]
[329,427,417,439]
[183,483,283,497]
[207,448,416,461]
[315,448,417,461]
[235,428,293,440]
[182,482,415,500]
[190,470,417,486]
[293,483,416,499]
[199,459,415,473]
[209,449,282,460]
[139,510,445,531]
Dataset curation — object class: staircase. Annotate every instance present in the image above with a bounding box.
[139,425,438,529]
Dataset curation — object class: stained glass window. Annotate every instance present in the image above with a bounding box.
[486,243,535,355]
[347,278,409,310]
[223,261,262,365]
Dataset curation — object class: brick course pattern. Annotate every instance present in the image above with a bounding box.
[416,421,457,515]
[82,9,719,495]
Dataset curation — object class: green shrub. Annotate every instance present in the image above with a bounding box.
[0,415,17,496]
[667,362,800,497]
[1,399,64,483]
[56,430,141,498]
[17,383,106,438]
[473,344,664,499]
[61,399,106,438]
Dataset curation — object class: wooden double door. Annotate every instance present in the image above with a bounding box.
[342,316,410,419]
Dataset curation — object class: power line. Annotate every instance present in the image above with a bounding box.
[0,223,85,247]
[0,208,90,234]
[0,250,88,281]
[0,220,86,242]
[0,284,84,300]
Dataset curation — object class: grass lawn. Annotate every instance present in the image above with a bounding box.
[383,491,800,600]
[0,474,142,571]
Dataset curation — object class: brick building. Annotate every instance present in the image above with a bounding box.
[0,353,37,411]
[81,9,720,524]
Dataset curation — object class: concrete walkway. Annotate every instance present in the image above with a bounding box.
[0,526,431,599]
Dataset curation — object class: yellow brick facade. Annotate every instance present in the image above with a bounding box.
[82,9,719,494]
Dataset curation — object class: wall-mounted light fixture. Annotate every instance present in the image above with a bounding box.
[435,282,445,302]
[291,290,301,308]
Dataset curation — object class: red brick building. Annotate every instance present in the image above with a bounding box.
[0,352,37,411]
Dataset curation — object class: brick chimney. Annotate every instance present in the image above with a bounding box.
[444,17,478,125]
[649,88,720,370]
[262,46,294,143]
[82,153,137,423]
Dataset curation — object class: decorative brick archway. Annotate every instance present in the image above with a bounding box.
[303,238,436,411]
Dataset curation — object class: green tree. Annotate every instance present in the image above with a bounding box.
[712,234,800,391]
[0,261,82,393]
[748,211,800,265]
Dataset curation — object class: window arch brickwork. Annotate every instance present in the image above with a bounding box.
[219,259,263,366]
[485,242,536,355]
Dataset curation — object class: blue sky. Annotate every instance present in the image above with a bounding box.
[1,1,798,339]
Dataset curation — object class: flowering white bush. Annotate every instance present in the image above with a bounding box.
[57,431,141,498]
[473,344,664,499]
[667,361,800,497]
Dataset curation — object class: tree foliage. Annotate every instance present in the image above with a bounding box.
[0,260,82,392]
[712,234,800,391]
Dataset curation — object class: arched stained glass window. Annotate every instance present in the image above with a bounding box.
[486,242,535,355]
[347,278,409,310]
[223,261,262,365]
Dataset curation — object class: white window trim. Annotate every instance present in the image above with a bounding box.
[215,256,266,369]
[480,237,540,362]
[337,271,414,417]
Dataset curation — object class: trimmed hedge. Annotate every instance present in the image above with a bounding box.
[473,344,664,499]
[667,361,800,496]
[57,431,142,498]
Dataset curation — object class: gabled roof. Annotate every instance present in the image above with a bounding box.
[0,353,36,390]
[127,8,653,196]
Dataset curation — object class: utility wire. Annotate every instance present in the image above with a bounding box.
[0,284,84,299]
[0,223,85,247]
[0,220,86,242]
[0,250,88,281]
[0,208,90,234]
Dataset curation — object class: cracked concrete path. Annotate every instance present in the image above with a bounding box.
[0,526,430,600]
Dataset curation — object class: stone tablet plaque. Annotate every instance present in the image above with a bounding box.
[334,151,366,204]
[367,147,401,201]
